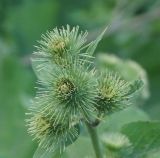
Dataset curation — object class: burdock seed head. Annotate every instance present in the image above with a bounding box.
[96,72,132,114]
[34,25,88,65]
[101,132,131,151]
[30,59,97,127]
[26,112,79,152]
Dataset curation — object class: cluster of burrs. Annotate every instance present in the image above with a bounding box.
[26,25,143,153]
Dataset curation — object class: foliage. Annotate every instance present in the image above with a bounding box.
[0,0,160,158]
[121,121,160,158]
[26,25,144,157]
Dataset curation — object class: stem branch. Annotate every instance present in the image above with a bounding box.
[85,122,103,158]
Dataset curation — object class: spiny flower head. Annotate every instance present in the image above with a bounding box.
[96,72,132,114]
[101,132,131,151]
[26,113,79,152]
[30,59,97,126]
[34,25,88,65]
[27,25,143,156]
[96,53,149,102]
[56,78,76,100]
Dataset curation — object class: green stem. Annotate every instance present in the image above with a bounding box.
[85,122,103,158]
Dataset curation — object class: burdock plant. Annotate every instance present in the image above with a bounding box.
[26,25,143,158]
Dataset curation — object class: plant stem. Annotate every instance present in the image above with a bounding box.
[85,122,103,158]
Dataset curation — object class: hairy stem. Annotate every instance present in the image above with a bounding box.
[85,122,103,158]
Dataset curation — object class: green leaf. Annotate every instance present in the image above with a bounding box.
[98,106,149,133]
[128,79,144,96]
[86,27,107,55]
[65,124,81,147]
[33,146,60,158]
[63,136,95,158]
[31,58,53,82]
[121,121,160,158]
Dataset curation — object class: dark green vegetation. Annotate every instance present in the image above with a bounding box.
[0,0,160,158]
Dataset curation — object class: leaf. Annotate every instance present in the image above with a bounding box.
[128,79,144,96]
[121,121,160,158]
[31,58,54,83]
[33,135,94,158]
[33,146,60,158]
[63,136,95,158]
[86,27,108,55]
[98,106,149,133]
[65,124,81,147]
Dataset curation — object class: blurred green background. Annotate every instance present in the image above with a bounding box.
[0,0,160,158]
